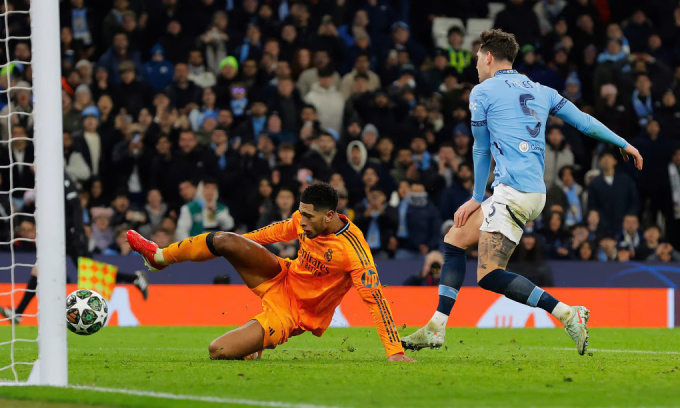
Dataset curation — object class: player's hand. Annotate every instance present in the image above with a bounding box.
[454,198,481,228]
[388,353,417,362]
[620,144,643,170]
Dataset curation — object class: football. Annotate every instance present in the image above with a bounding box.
[65,289,108,336]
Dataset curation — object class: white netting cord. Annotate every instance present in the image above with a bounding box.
[0,3,37,383]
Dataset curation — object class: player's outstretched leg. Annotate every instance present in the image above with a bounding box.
[127,230,281,288]
[128,230,284,359]
[401,209,484,351]
[209,320,265,360]
[476,231,590,355]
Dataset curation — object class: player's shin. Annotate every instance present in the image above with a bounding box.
[162,232,221,264]
[477,268,571,322]
[430,243,467,330]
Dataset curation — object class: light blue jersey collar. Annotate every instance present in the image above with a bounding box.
[494,69,518,76]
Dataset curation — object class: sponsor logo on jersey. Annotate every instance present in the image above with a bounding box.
[361,270,380,288]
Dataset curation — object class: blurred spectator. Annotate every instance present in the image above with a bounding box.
[268,76,303,136]
[117,61,154,119]
[234,98,269,143]
[568,224,590,258]
[616,243,633,262]
[187,49,216,88]
[63,132,91,184]
[631,73,655,128]
[540,211,570,260]
[597,235,618,262]
[158,20,194,64]
[297,49,340,97]
[636,225,662,260]
[588,151,639,233]
[145,189,168,233]
[166,63,202,115]
[493,0,540,47]
[544,127,574,187]
[104,226,134,256]
[509,234,553,287]
[304,66,344,133]
[97,32,143,86]
[445,27,471,74]
[647,242,680,262]
[90,207,114,253]
[594,83,635,141]
[0,84,33,140]
[176,177,234,241]
[62,90,83,134]
[534,0,566,35]
[394,182,441,259]
[143,44,175,93]
[439,161,473,219]
[339,53,380,100]
[575,240,596,261]
[340,141,368,206]
[1,126,34,209]
[617,214,641,255]
[545,165,584,227]
[354,187,398,259]
[188,87,218,132]
[300,131,341,182]
[403,251,443,286]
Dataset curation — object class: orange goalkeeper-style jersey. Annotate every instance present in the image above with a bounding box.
[243,211,404,356]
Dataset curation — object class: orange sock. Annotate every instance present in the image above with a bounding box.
[162,232,220,264]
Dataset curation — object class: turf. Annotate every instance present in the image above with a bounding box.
[0,326,679,407]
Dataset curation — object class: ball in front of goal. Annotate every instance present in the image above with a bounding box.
[65,289,108,335]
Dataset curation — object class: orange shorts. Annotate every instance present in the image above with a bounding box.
[251,257,303,349]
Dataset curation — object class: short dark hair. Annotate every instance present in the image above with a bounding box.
[318,66,335,78]
[479,29,519,64]
[202,176,219,186]
[300,182,338,212]
[447,26,463,37]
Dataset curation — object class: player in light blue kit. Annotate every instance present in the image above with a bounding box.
[402,29,643,355]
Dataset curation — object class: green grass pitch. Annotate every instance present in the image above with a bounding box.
[1,326,679,407]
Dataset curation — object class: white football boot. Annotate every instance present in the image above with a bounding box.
[400,322,446,350]
[563,306,590,355]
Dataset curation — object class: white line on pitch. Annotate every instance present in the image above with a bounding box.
[532,347,680,355]
[67,385,346,408]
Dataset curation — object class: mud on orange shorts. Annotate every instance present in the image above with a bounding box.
[251,257,304,349]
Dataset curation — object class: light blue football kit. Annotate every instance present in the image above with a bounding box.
[469,69,628,243]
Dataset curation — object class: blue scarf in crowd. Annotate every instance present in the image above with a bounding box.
[632,89,653,126]
[564,184,582,226]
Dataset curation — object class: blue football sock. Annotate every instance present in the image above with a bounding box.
[436,243,467,316]
[478,268,559,313]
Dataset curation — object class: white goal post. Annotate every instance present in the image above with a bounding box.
[0,0,67,385]
[32,0,67,386]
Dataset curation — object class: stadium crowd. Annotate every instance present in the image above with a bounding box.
[1,0,680,267]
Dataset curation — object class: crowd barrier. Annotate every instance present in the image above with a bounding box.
[1,284,675,329]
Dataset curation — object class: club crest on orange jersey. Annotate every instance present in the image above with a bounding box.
[324,248,333,262]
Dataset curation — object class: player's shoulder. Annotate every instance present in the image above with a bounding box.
[334,219,369,250]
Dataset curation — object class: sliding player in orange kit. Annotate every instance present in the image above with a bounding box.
[127,182,415,362]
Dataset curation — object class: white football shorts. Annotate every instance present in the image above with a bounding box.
[480,183,546,244]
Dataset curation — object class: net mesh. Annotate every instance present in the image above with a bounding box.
[0,1,37,382]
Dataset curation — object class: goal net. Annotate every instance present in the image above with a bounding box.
[0,0,67,385]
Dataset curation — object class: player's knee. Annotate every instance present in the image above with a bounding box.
[444,228,469,249]
[211,232,240,256]
[209,340,233,360]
